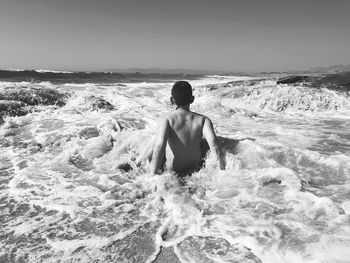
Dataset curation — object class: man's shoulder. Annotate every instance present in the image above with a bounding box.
[157,112,179,127]
[161,110,209,125]
[157,114,170,123]
[191,111,210,122]
[161,111,176,122]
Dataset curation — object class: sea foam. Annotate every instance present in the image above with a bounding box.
[0,76,350,262]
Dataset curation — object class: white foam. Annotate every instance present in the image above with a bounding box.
[1,76,350,262]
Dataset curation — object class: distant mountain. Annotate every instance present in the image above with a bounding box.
[104,68,228,75]
[307,64,350,73]
[0,69,203,84]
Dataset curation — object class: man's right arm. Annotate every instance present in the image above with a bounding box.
[202,117,225,170]
[151,117,170,174]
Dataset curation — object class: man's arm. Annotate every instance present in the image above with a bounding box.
[151,117,170,174]
[202,117,225,170]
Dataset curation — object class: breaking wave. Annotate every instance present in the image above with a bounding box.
[1,75,350,262]
[196,80,350,113]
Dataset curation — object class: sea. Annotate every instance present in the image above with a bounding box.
[1,72,350,263]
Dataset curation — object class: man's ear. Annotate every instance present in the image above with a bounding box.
[189,96,194,104]
[170,97,175,105]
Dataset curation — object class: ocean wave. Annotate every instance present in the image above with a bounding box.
[1,75,350,262]
[195,80,350,113]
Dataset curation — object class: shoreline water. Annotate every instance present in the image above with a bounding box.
[1,74,350,262]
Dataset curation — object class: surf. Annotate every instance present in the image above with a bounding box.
[1,75,350,262]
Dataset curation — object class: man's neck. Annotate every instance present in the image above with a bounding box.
[176,105,190,111]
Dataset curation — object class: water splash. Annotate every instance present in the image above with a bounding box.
[1,76,350,262]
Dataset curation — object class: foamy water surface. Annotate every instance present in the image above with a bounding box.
[1,76,350,262]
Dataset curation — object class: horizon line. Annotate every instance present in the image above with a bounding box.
[3,64,350,74]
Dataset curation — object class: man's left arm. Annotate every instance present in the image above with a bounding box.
[202,117,225,170]
[151,117,169,174]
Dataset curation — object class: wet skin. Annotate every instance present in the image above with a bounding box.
[151,106,225,174]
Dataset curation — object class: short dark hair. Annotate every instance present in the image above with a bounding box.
[171,81,194,106]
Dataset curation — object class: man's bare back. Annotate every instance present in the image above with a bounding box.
[151,81,225,175]
[165,108,204,172]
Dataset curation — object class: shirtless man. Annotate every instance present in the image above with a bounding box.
[151,81,225,174]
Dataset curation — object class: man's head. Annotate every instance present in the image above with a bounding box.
[171,81,194,106]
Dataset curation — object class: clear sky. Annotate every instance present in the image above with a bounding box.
[0,0,349,72]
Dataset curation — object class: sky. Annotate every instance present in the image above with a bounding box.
[0,0,349,72]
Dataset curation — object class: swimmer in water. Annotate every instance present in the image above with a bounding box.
[151,81,225,175]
